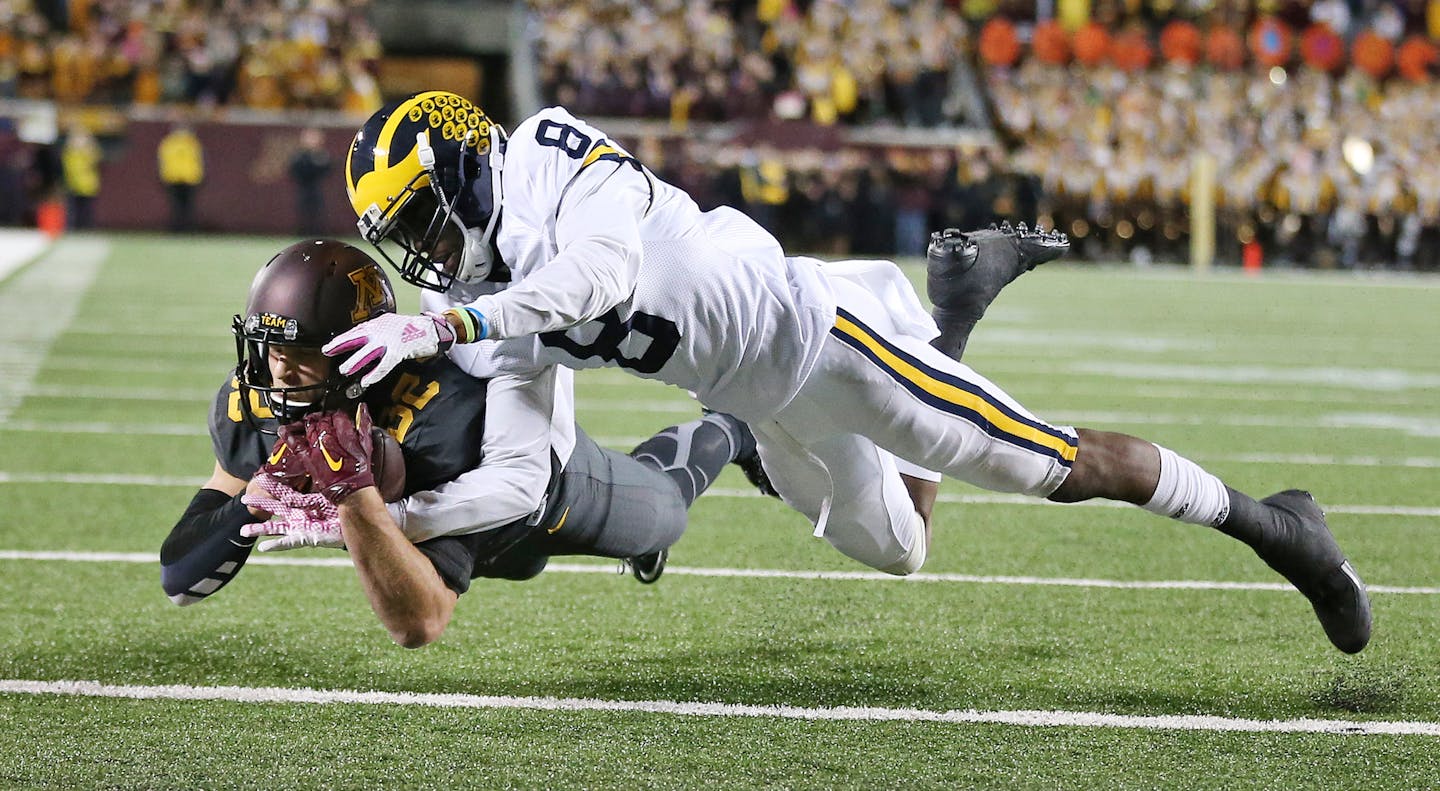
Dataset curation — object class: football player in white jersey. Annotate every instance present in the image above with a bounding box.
[328,91,1370,654]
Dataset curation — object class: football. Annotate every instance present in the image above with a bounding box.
[369,427,407,502]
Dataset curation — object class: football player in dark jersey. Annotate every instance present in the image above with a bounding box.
[161,239,760,648]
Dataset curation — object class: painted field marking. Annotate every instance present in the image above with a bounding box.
[3,473,1436,518]
[0,238,108,422]
[0,230,49,283]
[8,423,1440,472]
[3,473,1438,519]
[1,550,1436,595]
[1,679,1435,736]
[6,383,1438,437]
[1068,362,1440,392]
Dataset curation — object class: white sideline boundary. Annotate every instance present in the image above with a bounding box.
[0,229,49,283]
[2,550,1436,595]
[0,679,1435,736]
[0,238,107,422]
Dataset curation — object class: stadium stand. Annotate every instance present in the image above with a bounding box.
[1,0,1437,269]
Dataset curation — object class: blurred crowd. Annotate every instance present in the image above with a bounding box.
[6,0,1440,270]
[992,61,1440,270]
[533,0,1440,269]
[0,0,381,110]
[629,136,1034,259]
[533,0,973,127]
[982,0,1440,270]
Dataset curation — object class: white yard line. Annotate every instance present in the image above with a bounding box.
[0,678,1434,736]
[0,550,1435,595]
[1000,381,1431,408]
[6,422,1440,472]
[6,384,1438,435]
[8,415,1440,473]
[2,420,206,436]
[600,431,1440,469]
[0,238,108,422]
[1068,362,1440,392]
[4,474,1436,518]
[40,356,229,373]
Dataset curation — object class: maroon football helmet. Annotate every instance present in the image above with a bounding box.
[233,239,397,426]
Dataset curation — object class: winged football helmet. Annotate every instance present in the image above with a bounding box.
[233,239,396,426]
[345,90,507,291]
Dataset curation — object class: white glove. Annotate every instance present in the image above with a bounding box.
[322,312,457,391]
[249,527,347,553]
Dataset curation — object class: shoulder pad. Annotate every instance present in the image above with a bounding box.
[208,375,270,480]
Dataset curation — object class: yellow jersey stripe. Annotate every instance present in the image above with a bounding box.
[581,141,633,169]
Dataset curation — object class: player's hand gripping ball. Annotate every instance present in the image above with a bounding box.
[303,404,405,502]
[257,421,312,490]
[260,407,404,502]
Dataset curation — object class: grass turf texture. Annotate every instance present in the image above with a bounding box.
[1,233,1437,788]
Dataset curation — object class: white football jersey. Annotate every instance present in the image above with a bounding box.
[460,107,836,420]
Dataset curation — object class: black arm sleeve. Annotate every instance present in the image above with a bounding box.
[160,488,256,606]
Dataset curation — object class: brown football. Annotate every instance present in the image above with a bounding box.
[369,427,407,502]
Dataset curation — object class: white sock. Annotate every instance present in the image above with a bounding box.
[1142,445,1231,528]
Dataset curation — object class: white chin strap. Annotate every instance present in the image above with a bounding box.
[452,127,506,285]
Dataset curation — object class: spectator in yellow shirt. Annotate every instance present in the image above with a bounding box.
[158,121,204,232]
[61,123,102,230]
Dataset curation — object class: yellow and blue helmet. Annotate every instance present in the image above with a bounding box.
[345,91,507,291]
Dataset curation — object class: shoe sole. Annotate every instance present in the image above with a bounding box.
[630,550,667,584]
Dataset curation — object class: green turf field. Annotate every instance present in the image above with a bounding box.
[1,233,1437,789]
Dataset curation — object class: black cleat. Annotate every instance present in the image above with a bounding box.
[735,445,780,499]
[1004,220,1072,272]
[702,408,780,499]
[927,222,1069,361]
[627,549,668,584]
[1255,490,1372,654]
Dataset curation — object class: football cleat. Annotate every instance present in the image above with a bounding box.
[626,549,668,584]
[702,408,780,499]
[734,445,780,499]
[927,222,1069,361]
[999,220,1072,273]
[1254,490,1372,654]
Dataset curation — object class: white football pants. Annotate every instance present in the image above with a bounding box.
[751,261,1077,575]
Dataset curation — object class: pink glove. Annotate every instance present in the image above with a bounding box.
[240,475,341,551]
[321,312,456,390]
[304,405,377,503]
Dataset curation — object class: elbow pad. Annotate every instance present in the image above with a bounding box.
[160,489,255,606]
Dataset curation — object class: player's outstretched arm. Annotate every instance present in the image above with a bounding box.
[159,461,256,606]
[338,487,459,648]
[305,407,458,648]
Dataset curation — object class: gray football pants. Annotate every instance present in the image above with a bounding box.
[476,427,686,579]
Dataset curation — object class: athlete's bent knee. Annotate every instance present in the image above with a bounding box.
[877,529,927,576]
